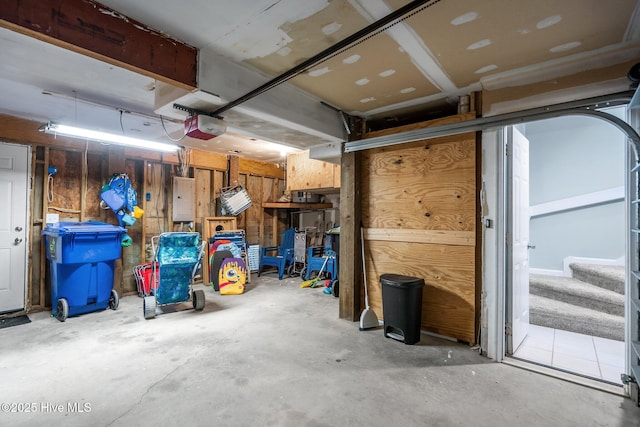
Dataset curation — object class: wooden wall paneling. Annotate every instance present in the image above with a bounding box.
[333,164,341,188]
[80,146,88,222]
[229,156,239,185]
[162,152,179,165]
[245,174,263,244]
[143,163,169,242]
[260,177,275,247]
[359,114,478,343]
[40,147,50,308]
[213,170,225,216]
[85,152,105,220]
[124,148,162,162]
[286,150,337,191]
[191,150,230,170]
[195,168,213,229]
[338,150,361,321]
[361,135,476,231]
[30,224,43,309]
[29,148,42,310]
[48,149,82,219]
[108,146,126,174]
[119,159,144,295]
[239,158,285,178]
[365,228,474,246]
[235,174,248,231]
[366,240,476,343]
[108,147,126,297]
[276,179,288,239]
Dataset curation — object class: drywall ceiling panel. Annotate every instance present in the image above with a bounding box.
[392,0,636,88]
[242,0,438,115]
[243,0,367,75]
[291,33,439,114]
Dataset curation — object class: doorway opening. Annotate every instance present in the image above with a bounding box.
[506,105,627,386]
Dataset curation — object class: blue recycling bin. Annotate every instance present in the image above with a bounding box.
[42,221,126,322]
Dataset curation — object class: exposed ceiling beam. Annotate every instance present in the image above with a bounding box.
[0,0,197,89]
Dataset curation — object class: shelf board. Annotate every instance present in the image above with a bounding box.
[262,202,333,209]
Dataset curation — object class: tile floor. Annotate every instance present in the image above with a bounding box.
[513,324,625,385]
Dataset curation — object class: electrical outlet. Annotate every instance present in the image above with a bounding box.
[46,213,59,224]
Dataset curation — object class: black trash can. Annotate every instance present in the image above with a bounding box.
[381,273,425,345]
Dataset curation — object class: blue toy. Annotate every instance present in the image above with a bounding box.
[100,173,143,246]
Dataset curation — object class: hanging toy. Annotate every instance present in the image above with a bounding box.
[100,173,143,247]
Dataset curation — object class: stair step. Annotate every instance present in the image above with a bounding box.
[529,294,624,341]
[529,274,624,316]
[569,263,624,295]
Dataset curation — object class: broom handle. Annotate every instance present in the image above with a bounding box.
[360,225,370,308]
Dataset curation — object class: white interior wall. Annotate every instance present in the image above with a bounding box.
[522,108,626,271]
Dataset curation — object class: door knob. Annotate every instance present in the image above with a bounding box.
[527,244,536,250]
[14,238,23,245]
[15,226,23,232]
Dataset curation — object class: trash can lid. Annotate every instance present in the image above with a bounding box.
[42,221,126,235]
[380,273,425,288]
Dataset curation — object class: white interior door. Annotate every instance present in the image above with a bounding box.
[508,127,530,353]
[0,143,29,314]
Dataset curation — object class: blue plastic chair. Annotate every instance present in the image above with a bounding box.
[304,245,337,281]
[258,228,295,279]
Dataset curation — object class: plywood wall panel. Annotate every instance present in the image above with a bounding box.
[366,240,476,343]
[195,168,213,226]
[363,180,476,231]
[245,175,263,244]
[121,159,144,295]
[191,150,227,170]
[48,149,82,219]
[239,158,285,178]
[261,177,276,246]
[85,153,104,219]
[144,163,170,240]
[360,124,478,343]
[286,150,338,191]
[235,174,248,231]
[362,134,476,232]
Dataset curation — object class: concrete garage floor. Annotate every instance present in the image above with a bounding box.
[1,275,639,427]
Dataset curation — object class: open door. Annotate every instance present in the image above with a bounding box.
[0,142,29,314]
[507,127,531,353]
[628,109,640,403]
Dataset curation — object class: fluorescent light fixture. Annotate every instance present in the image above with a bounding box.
[43,122,180,152]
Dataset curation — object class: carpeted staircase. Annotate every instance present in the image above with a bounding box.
[529,263,625,341]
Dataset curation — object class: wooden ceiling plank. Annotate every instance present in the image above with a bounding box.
[0,0,197,89]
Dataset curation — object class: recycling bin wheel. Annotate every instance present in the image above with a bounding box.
[108,290,119,310]
[56,298,69,322]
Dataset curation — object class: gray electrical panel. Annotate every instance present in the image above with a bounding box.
[172,177,196,222]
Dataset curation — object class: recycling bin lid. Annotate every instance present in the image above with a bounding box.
[380,273,425,288]
[42,221,126,235]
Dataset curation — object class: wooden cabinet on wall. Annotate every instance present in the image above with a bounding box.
[286,150,340,192]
